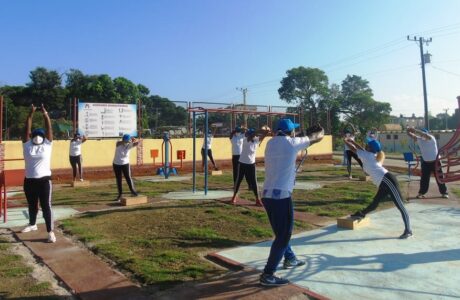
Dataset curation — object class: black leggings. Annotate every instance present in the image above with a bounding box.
[233,162,258,198]
[232,155,240,184]
[113,163,137,196]
[361,173,411,232]
[69,155,82,179]
[24,177,54,232]
[201,148,217,168]
[419,160,447,195]
[346,150,363,176]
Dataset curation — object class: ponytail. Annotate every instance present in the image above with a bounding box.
[376,151,385,165]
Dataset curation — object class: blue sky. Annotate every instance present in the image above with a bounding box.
[1,0,460,117]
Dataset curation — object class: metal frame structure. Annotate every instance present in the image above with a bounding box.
[189,106,301,195]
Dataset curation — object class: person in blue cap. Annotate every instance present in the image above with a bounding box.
[406,127,448,199]
[20,104,57,243]
[113,134,139,201]
[344,137,413,239]
[229,125,246,184]
[69,132,87,182]
[231,127,270,206]
[259,118,324,287]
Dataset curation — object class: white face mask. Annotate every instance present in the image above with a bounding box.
[32,136,44,145]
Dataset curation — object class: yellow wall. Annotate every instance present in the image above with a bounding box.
[2,135,332,170]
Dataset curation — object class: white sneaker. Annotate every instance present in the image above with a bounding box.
[47,232,56,243]
[80,178,84,181]
[21,224,38,233]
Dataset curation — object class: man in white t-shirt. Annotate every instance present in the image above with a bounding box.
[229,126,246,184]
[259,119,324,287]
[69,133,87,181]
[407,127,448,199]
[201,127,218,171]
[113,134,139,201]
[20,104,57,243]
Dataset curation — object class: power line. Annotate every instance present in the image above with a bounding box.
[430,65,460,78]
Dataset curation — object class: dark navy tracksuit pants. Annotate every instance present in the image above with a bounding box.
[262,197,296,275]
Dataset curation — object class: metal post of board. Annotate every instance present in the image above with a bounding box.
[0,95,3,143]
[192,111,196,193]
[73,97,77,134]
[204,110,209,195]
[164,132,170,179]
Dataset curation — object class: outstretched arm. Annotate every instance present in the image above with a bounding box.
[42,104,53,142]
[344,138,364,153]
[131,137,140,146]
[23,104,36,143]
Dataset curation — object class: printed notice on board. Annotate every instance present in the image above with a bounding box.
[78,102,137,138]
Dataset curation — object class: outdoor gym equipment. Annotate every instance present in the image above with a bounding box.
[156,132,178,178]
[435,96,460,184]
[0,158,25,223]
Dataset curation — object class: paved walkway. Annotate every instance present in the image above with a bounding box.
[215,195,460,300]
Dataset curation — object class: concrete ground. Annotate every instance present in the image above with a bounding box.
[216,199,460,300]
[1,207,78,228]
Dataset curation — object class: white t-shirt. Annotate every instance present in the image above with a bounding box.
[23,139,52,179]
[357,149,388,186]
[239,137,260,164]
[344,134,354,151]
[69,139,83,156]
[113,142,134,165]
[417,134,438,162]
[231,133,244,155]
[263,136,310,197]
[202,135,213,150]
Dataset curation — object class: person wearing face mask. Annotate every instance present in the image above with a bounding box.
[69,133,87,182]
[113,134,139,201]
[20,104,56,243]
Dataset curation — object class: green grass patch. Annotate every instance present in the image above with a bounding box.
[60,200,309,288]
[0,237,56,298]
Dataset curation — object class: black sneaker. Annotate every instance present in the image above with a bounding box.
[115,195,122,201]
[351,211,365,219]
[283,258,306,269]
[259,273,290,287]
[399,230,413,239]
[131,192,138,197]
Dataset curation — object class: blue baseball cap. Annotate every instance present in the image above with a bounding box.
[235,126,242,133]
[122,134,131,141]
[367,139,382,153]
[277,119,299,133]
[421,128,429,133]
[246,128,256,135]
[31,128,46,138]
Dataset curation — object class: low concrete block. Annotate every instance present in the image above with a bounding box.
[359,176,371,181]
[71,180,91,187]
[212,170,223,176]
[337,216,370,229]
[121,195,148,206]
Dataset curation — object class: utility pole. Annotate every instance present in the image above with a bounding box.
[407,35,432,130]
[444,108,449,130]
[236,87,248,127]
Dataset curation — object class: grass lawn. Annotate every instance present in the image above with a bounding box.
[60,200,312,289]
[0,237,56,299]
[52,164,404,290]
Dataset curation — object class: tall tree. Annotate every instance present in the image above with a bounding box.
[27,67,66,111]
[278,67,329,124]
[338,74,391,132]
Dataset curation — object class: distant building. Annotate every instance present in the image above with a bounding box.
[389,114,424,129]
